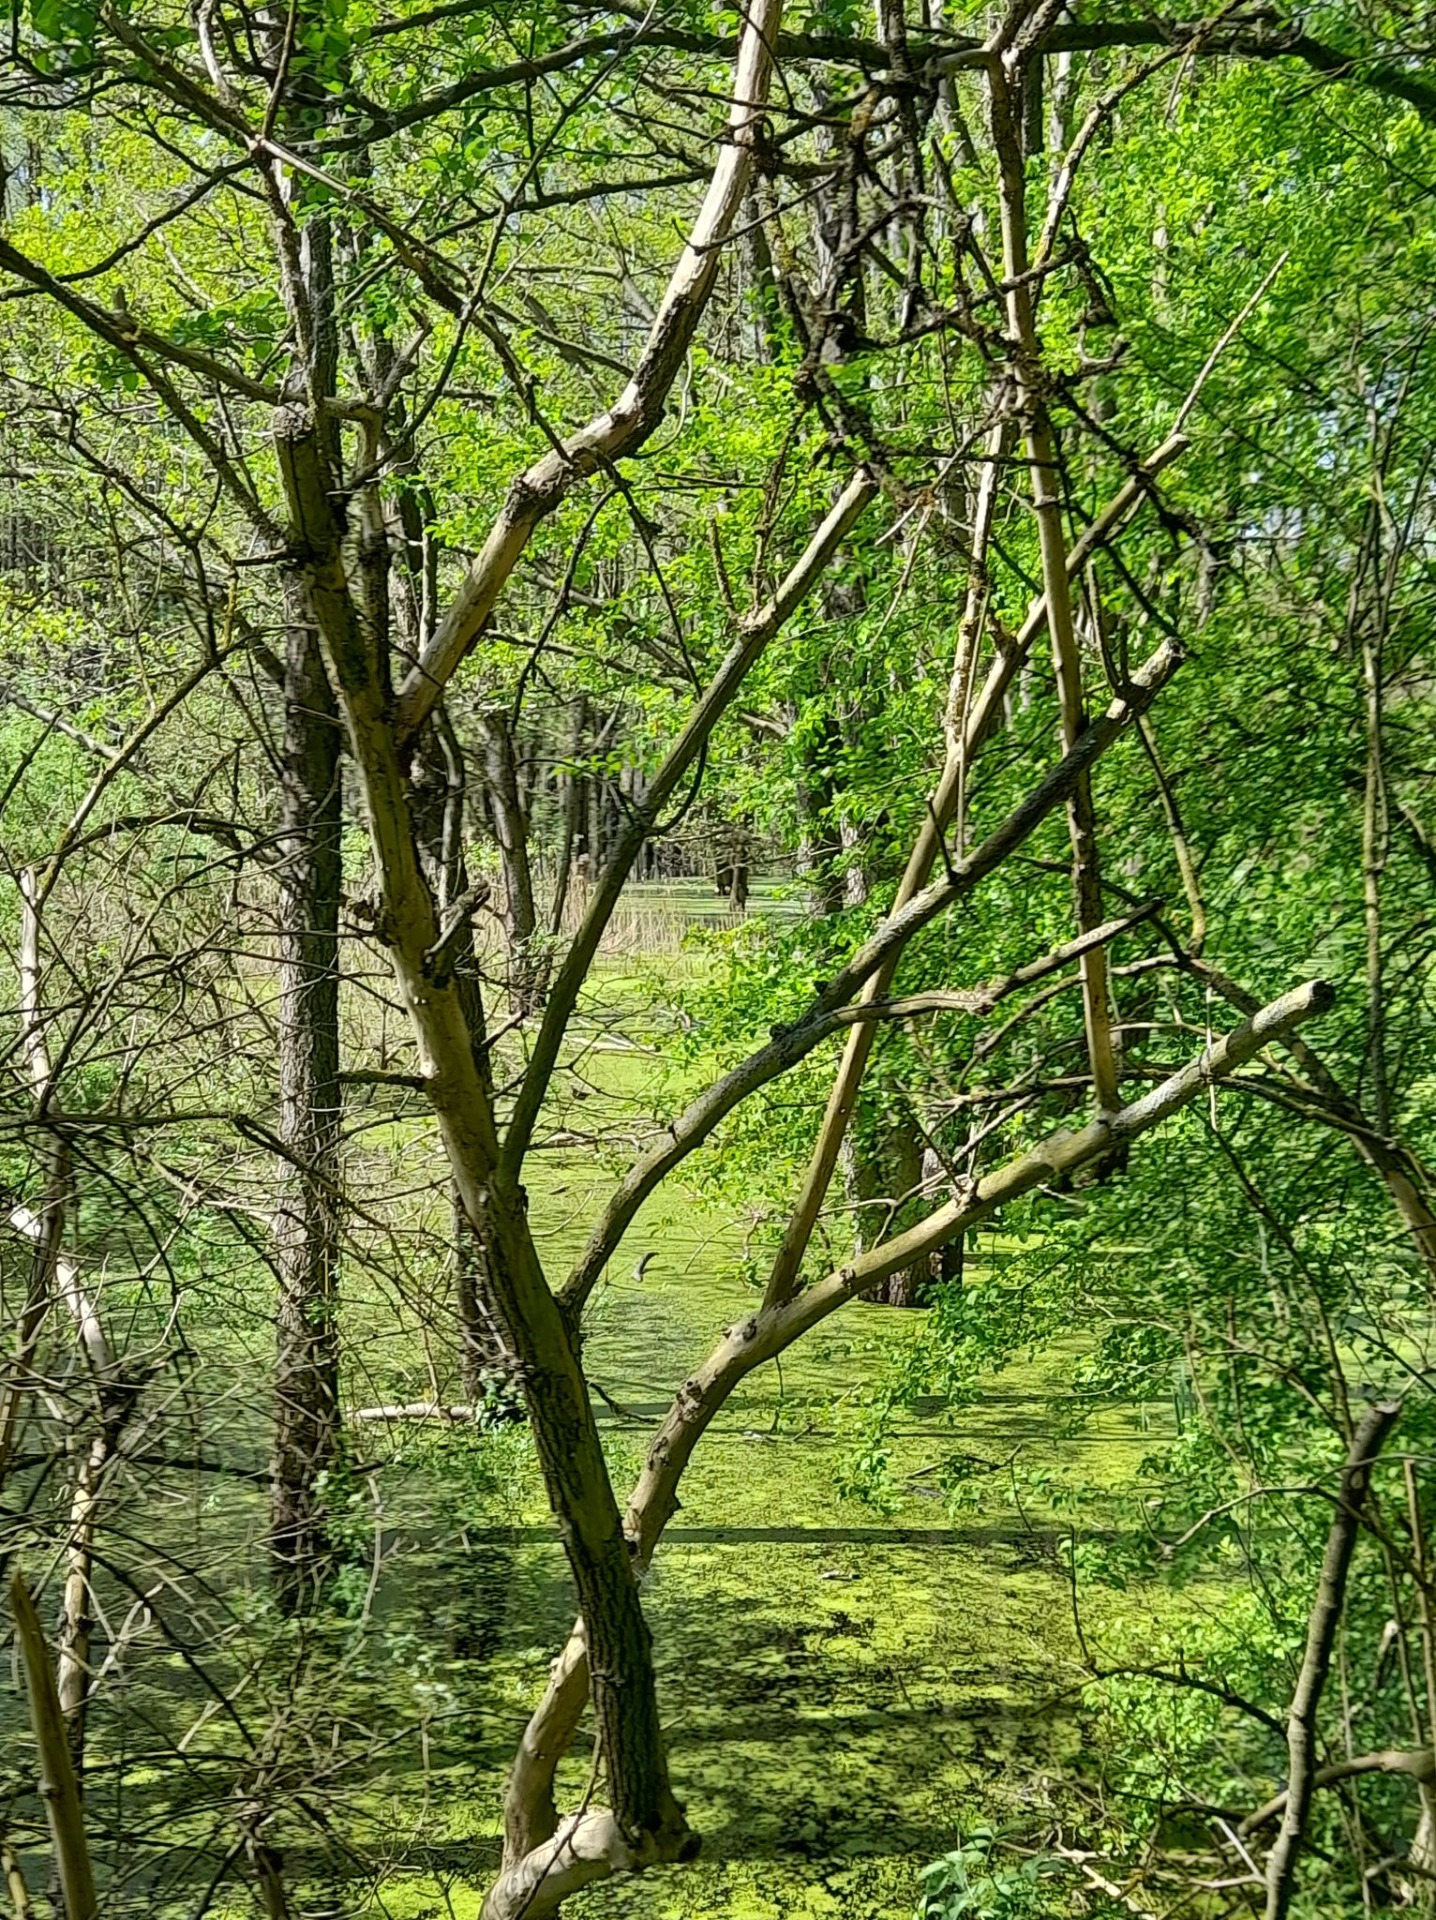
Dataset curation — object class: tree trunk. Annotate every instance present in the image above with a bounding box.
[410,716,518,1404]
[479,707,543,1014]
[990,59,1120,1117]
[845,1111,928,1306]
[10,1569,96,1920]
[270,593,344,1611]
[55,1432,107,1772]
[826,817,927,1305]
[14,874,117,1775]
[714,820,750,912]
[550,696,587,935]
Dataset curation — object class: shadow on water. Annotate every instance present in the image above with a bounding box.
[450,1521,1089,1550]
[3,1077,1158,1918]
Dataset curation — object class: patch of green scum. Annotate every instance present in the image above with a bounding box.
[351,1882,486,1919]
[344,1147,1105,1920]
[64,1177,1154,1917]
[240,978,1164,1919]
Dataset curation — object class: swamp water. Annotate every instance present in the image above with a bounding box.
[8,993,1163,1919]
[293,1164,1149,1919]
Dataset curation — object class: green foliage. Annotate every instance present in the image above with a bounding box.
[4,0,1436,1910]
[916,1830,1069,1920]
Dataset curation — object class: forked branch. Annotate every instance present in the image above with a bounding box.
[393,0,786,741]
[496,978,1336,1919]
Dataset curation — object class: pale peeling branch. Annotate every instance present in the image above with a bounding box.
[1186,955,1436,1285]
[482,1806,697,1920]
[349,1402,487,1422]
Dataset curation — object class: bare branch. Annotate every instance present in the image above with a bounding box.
[1262,1400,1402,1920]
[393,0,786,740]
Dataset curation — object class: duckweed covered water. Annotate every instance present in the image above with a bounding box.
[6,978,1168,1918]
[343,1136,1161,1919]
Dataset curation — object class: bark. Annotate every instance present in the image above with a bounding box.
[54,1434,107,1770]
[0,1155,66,1489]
[549,696,587,936]
[508,980,1337,1885]
[451,1216,513,1403]
[9,1569,96,1920]
[714,821,750,912]
[478,706,543,1012]
[274,397,686,1892]
[409,715,514,1402]
[393,0,785,742]
[990,53,1119,1115]
[350,1401,500,1422]
[1137,713,1206,954]
[1406,1458,1436,1903]
[847,1113,927,1306]
[269,590,344,1611]
[1245,1744,1436,1833]
[0,1830,34,1920]
[1264,1400,1401,1920]
[10,880,66,1378]
[12,876,114,1771]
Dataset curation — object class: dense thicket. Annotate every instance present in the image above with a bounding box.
[2,2,1436,1916]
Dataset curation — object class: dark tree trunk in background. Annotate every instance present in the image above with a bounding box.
[794,712,928,1301]
[714,820,751,912]
[549,695,587,935]
[844,1115,928,1306]
[479,708,543,1014]
[410,718,519,1403]
[270,591,344,1608]
[823,793,929,1307]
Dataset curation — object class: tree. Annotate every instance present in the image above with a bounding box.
[2,0,1430,1912]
